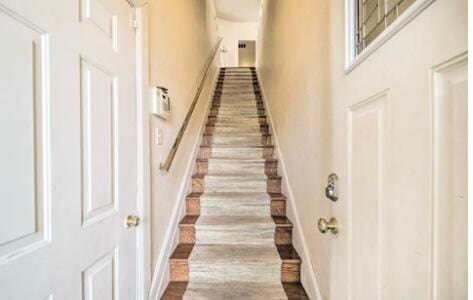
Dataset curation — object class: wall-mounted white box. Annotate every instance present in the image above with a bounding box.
[151,86,171,119]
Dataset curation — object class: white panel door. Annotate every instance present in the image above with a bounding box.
[329,1,467,299]
[0,0,139,299]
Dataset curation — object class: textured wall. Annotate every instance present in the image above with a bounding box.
[257,0,332,298]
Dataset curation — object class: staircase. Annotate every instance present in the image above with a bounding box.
[162,67,309,299]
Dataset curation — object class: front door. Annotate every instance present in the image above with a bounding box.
[329,0,467,299]
[0,0,139,299]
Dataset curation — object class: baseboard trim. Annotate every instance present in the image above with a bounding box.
[148,66,220,300]
[256,70,324,300]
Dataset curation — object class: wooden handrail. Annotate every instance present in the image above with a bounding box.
[159,38,222,172]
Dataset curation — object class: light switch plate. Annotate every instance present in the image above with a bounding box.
[156,128,163,145]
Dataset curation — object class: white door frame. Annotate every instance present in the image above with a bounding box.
[128,1,152,299]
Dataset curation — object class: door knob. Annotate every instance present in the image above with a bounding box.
[318,217,338,234]
[125,215,140,228]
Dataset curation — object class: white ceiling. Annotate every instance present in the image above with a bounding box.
[215,0,261,22]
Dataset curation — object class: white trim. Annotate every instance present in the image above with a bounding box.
[134,6,151,300]
[345,0,437,74]
[429,52,468,300]
[257,72,324,300]
[148,66,220,300]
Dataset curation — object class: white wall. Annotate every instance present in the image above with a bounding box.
[217,18,258,67]
[145,0,219,297]
[257,0,331,298]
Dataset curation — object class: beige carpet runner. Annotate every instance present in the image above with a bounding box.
[183,68,288,299]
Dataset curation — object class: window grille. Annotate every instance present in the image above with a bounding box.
[356,0,416,54]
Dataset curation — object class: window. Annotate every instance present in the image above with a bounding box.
[355,0,417,54]
[345,0,435,72]
[354,0,416,54]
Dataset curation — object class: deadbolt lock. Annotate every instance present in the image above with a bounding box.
[325,173,339,201]
[318,217,338,234]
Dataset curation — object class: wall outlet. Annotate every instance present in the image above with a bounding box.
[156,128,163,145]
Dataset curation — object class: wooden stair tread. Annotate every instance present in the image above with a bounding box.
[180,215,199,226]
[162,282,308,299]
[283,283,310,300]
[162,282,308,300]
[276,244,301,262]
[170,244,194,260]
[186,192,203,199]
[161,282,188,299]
[272,216,293,227]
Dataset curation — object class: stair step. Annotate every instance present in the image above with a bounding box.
[202,133,271,147]
[205,124,268,134]
[196,158,277,175]
[179,215,292,245]
[185,192,287,217]
[169,243,301,284]
[207,114,267,125]
[162,282,309,300]
[199,145,274,160]
[192,173,281,193]
[197,192,272,216]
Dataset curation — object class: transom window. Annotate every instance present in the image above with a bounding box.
[355,0,416,54]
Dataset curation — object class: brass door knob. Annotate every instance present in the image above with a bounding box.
[125,215,140,228]
[318,217,338,234]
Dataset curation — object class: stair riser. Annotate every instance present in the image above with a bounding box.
[214,95,262,101]
[170,261,189,282]
[195,227,275,245]
[202,135,271,146]
[207,161,266,175]
[170,260,300,283]
[198,146,274,160]
[212,102,264,108]
[219,78,257,81]
[191,177,281,193]
[210,108,265,115]
[271,200,286,217]
[282,262,301,283]
[205,124,269,134]
[213,103,263,109]
[199,200,270,216]
[185,197,286,217]
[214,93,261,99]
[196,160,278,176]
[216,85,260,90]
[207,116,267,125]
[207,116,268,125]
[179,226,292,245]
[216,84,259,89]
[188,263,281,283]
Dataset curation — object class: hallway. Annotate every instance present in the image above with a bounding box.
[0,0,468,299]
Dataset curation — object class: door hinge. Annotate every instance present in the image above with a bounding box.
[130,10,138,29]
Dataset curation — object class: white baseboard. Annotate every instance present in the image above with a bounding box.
[256,71,323,300]
[148,66,220,300]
